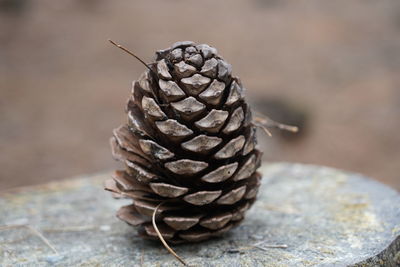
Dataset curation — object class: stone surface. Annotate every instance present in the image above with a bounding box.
[0,163,399,266]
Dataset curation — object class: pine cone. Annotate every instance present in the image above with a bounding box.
[105,41,262,243]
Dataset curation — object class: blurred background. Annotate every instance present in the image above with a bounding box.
[1,0,399,190]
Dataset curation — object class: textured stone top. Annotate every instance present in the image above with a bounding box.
[0,163,399,266]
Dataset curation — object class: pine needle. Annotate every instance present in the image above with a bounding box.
[253,111,299,133]
[0,224,58,254]
[253,122,272,137]
[108,39,152,72]
[152,202,188,266]
[255,244,288,250]
[253,240,288,250]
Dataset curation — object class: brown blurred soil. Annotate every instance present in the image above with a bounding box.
[0,0,399,190]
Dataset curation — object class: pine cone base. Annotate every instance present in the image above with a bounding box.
[105,41,262,243]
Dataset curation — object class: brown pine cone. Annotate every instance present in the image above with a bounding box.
[105,41,262,243]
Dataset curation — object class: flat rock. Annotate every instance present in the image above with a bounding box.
[0,163,399,266]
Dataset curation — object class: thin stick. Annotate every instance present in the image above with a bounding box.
[152,203,188,266]
[108,39,152,71]
[0,224,58,254]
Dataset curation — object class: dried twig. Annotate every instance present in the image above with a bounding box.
[152,202,188,266]
[0,224,58,254]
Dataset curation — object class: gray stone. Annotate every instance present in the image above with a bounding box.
[0,163,399,266]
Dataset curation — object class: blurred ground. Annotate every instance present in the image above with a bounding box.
[1,0,399,190]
